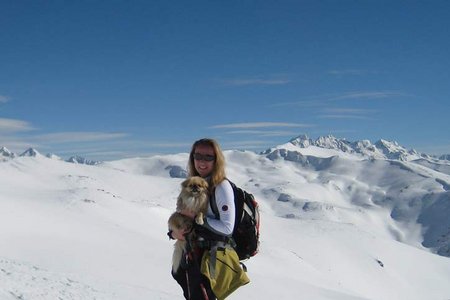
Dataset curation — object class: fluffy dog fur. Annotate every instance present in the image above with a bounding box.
[169,176,209,272]
[176,176,209,224]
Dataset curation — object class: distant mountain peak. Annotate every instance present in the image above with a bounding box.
[19,148,41,157]
[374,139,411,160]
[315,135,354,153]
[289,134,312,147]
[1,146,16,158]
[66,156,101,165]
[375,139,400,149]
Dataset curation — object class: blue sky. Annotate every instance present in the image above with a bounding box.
[1,1,449,160]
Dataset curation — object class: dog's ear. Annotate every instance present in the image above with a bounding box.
[181,178,189,188]
[202,178,209,188]
[198,177,208,189]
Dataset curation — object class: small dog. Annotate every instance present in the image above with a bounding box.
[176,176,209,224]
[169,176,209,272]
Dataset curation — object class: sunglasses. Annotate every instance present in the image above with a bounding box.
[193,153,216,162]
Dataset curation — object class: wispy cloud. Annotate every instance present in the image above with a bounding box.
[0,118,35,132]
[225,140,269,146]
[1,130,129,156]
[327,69,373,76]
[211,122,313,129]
[269,99,328,108]
[145,142,192,148]
[224,130,297,137]
[313,129,358,135]
[34,132,128,143]
[322,108,377,114]
[222,140,271,150]
[220,75,292,87]
[319,114,375,120]
[0,95,10,103]
[269,91,409,108]
[319,108,377,120]
[329,91,408,101]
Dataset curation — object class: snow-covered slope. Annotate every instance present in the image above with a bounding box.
[263,136,450,256]
[1,137,450,299]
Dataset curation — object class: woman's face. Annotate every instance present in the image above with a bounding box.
[193,144,215,178]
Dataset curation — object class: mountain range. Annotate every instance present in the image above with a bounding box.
[266,134,444,161]
[0,146,100,165]
[3,135,449,164]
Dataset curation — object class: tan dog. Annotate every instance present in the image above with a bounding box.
[169,176,209,272]
[176,176,209,224]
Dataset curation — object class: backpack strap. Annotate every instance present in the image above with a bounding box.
[208,241,234,279]
[210,187,220,220]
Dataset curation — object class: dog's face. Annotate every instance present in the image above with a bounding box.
[177,176,209,214]
[168,212,193,232]
[181,176,209,197]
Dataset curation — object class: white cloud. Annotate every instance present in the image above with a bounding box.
[329,91,408,101]
[0,118,35,132]
[269,91,409,108]
[222,140,272,150]
[323,108,377,114]
[224,130,297,137]
[34,132,128,143]
[0,95,9,103]
[327,69,371,76]
[319,107,377,120]
[211,122,313,129]
[1,130,130,157]
[146,142,192,148]
[318,114,374,120]
[221,75,291,87]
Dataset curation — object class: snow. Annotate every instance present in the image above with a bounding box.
[1,139,450,299]
[0,147,15,159]
[19,148,41,157]
[267,135,427,161]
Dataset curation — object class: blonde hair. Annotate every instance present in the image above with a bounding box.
[188,138,226,189]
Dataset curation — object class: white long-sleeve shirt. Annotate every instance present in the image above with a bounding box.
[203,180,235,236]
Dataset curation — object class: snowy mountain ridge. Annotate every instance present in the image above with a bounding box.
[278,134,437,161]
[2,135,448,164]
[0,147,101,165]
[66,156,101,166]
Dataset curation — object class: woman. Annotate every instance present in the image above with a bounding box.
[171,138,248,300]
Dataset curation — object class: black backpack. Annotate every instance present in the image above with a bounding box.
[212,180,260,260]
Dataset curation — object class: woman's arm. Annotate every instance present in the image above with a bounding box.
[201,180,235,236]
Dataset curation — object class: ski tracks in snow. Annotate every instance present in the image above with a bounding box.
[0,258,109,300]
